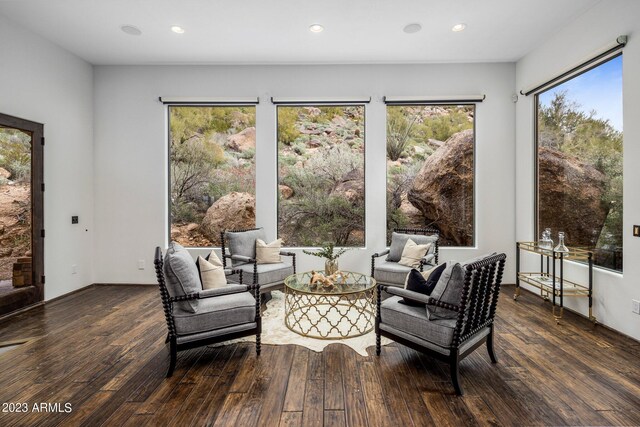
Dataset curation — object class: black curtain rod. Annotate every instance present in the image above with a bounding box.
[270,97,371,105]
[383,97,484,105]
[522,36,627,96]
[158,97,259,105]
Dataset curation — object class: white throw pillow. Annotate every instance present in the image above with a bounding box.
[196,250,228,290]
[256,238,283,264]
[398,239,432,268]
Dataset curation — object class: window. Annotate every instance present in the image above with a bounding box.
[277,105,365,247]
[168,106,256,247]
[536,55,623,271]
[386,105,475,246]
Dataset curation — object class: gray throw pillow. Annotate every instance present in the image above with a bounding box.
[163,242,201,313]
[225,228,267,261]
[427,262,465,320]
[387,232,438,262]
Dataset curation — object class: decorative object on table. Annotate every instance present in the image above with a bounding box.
[554,232,569,253]
[371,227,440,288]
[539,228,553,250]
[220,228,296,294]
[155,243,260,377]
[376,253,507,395]
[303,242,349,275]
[285,270,377,339]
[515,241,594,324]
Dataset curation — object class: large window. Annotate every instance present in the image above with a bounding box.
[536,55,623,272]
[277,105,365,247]
[386,105,475,246]
[169,106,256,247]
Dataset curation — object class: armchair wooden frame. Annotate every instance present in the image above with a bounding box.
[154,247,262,377]
[375,253,506,395]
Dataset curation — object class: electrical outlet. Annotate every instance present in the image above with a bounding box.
[633,300,640,315]
[138,259,145,270]
[71,264,77,275]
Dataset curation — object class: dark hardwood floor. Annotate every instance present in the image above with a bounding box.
[0,284,639,426]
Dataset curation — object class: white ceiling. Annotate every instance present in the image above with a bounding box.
[0,0,600,65]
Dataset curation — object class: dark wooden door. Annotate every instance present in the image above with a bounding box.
[0,113,44,316]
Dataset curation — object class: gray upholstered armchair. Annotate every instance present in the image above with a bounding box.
[221,227,296,294]
[376,252,506,395]
[371,228,440,287]
[154,244,261,377]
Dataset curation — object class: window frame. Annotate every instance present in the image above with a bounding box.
[166,103,258,248]
[533,53,623,273]
[275,103,367,248]
[384,103,477,248]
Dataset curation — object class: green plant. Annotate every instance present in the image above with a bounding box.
[277,107,301,145]
[303,242,349,261]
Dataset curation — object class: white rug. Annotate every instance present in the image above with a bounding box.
[218,290,391,356]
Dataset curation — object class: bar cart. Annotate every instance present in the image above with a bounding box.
[515,241,595,324]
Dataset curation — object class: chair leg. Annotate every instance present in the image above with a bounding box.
[256,333,261,356]
[487,327,498,364]
[376,332,381,356]
[450,352,463,396]
[165,332,170,344]
[167,338,177,378]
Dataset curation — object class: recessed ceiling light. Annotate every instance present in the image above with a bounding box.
[452,23,467,32]
[309,24,324,33]
[120,25,142,36]
[403,23,422,34]
[171,25,185,34]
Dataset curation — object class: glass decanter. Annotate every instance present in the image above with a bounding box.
[539,228,553,250]
[554,232,569,253]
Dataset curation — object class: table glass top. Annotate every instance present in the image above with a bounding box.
[284,271,376,295]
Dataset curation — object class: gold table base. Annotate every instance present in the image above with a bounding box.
[284,287,376,340]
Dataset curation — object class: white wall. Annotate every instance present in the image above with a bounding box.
[0,14,94,300]
[93,63,516,284]
[516,0,640,340]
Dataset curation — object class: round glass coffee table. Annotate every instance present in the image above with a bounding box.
[284,271,377,339]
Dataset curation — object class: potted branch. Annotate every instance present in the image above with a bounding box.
[303,243,349,275]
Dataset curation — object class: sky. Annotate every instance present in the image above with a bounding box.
[538,55,623,132]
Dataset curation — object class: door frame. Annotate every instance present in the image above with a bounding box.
[0,112,44,308]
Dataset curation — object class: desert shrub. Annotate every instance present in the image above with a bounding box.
[277,107,301,145]
[0,129,31,182]
[387,107,418,160]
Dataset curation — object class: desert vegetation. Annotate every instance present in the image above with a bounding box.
[386,105,475,246]
[278,106,365,246]
[0,128,31,280]
[169,106,256,246]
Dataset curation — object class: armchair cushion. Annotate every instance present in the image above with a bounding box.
[387,232,438,262]
[381,296,457,348]
[172,291,256,335]
[225,228,267,262]
[231,262,293,286]
[427,262,465,320]
[373,260,412,286]
[256,238,283,264]
[163,242,200,313]
[398,239,432,268]
[196,250,228,290]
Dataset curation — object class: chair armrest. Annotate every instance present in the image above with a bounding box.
[426,298,460,312]
[199,284,250,298]
[280,251,295,257]
[419,254,436,271]
[224,268,244,284]
[230,254,256,264]
[383,286,431,305]
[372,248,390,258]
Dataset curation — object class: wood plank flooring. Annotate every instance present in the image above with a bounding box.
[0,284,639,426]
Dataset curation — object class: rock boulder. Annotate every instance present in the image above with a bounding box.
[201,192,256,245]
[538,147,608,247]
[226,127,256,152]
[408,129,474,246]
[331,169,364,203]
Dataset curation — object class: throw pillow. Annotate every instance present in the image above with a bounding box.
[398,239,431,268]
[400,263,447,306]
[196,251,228,290]
[256,238,283,264]
[427,262,466,320]
[387,232,438,262]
